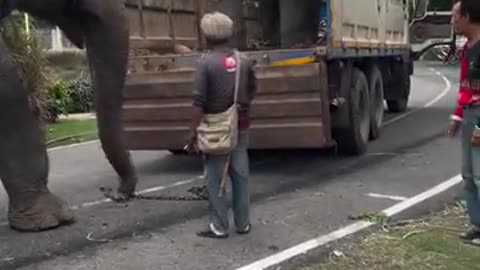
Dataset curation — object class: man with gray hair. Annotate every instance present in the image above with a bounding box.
[186,11,257,239]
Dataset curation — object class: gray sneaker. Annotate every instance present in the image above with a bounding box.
[237,223,251,235]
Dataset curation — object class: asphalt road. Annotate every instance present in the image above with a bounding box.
[0,61,464,270]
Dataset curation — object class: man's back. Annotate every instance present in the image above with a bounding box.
[192,47,256,115]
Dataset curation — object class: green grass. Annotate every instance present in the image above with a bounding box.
[53,66,88,81]
[46,119,98,147]
[300,204,480,270]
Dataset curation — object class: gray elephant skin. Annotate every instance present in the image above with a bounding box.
[0,0,138,232]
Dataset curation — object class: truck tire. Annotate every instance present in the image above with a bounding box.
[386,62,410,113]
[367,65,384,140]
[334,67,371,155]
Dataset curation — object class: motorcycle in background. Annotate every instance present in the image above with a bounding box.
[435,45,461,64]
[434,36,466,65]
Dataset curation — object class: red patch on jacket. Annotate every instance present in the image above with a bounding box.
[223,56,237,72]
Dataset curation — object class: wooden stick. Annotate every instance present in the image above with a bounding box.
[218,155,231,197]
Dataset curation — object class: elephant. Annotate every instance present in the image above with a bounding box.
[0,0,138,231]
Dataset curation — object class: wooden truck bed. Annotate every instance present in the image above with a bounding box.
[123,49,332,150]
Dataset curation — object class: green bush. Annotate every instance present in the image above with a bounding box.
[1,13,95,123]
[45,80,73,123]
[44,71,95,122]
[66,71,95,113]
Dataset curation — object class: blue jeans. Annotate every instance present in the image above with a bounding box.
[205,131,250,234]
[461,106,480,227]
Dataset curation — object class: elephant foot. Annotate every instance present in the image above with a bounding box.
[9,192,75,232]
[117,176,138,198]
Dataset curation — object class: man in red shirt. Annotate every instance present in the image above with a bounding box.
[448,0,480,245]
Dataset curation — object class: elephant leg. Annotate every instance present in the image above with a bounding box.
[15,0,139,197]
[83,0,138,197]
[0,40,74,232]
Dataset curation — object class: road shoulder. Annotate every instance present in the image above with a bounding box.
[297,203,477,270]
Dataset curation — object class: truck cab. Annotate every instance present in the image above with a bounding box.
[409,0,456,58]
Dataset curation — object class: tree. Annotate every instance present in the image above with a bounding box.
[0,12,50,122]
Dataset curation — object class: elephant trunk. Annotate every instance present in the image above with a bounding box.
[84,0,138,196]
[14,0,138,196]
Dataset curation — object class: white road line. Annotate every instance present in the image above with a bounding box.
[0,176,203,227]
[72,176,203,210]
[74,157,273,209]
[383,174,462,216]
[0,176,204,227]
[366,193,408,201]
[0,156,267,227]
[384,68,451,126]
[64,156,267,210]
[0,156,275,226]
[235,174,463,270]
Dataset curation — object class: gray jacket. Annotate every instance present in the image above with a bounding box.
[192,47,257,114]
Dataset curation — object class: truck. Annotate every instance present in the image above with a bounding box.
[121,0,454,155]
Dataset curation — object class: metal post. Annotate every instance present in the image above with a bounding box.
[24,13,30,35]
[56,27,63,51]
[168,0,176,48]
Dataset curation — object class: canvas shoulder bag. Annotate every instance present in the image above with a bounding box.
[196,50,241,155]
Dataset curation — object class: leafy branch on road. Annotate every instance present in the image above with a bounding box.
[348,211,389,225]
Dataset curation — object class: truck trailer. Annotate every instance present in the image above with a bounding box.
[121,0,452,155]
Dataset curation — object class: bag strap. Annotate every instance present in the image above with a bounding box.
[233,49,241,105]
